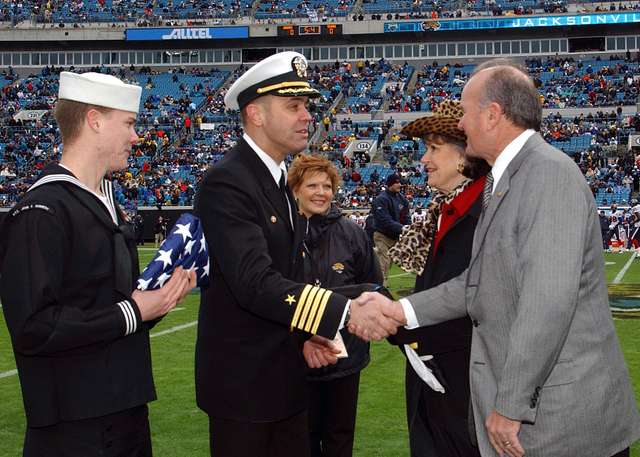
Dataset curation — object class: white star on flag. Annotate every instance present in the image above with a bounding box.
[137,213,211,291]
[155,248,173,269]
[174,222,192,242]
[137,277,153,291]
[155,272,171,288]
[201,257,210,278]
[184,239,196,256]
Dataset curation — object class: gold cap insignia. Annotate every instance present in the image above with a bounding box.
[292,56,308,78]
[331,262,345,273]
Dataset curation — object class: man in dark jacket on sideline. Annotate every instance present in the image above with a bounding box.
[371,173,410,285]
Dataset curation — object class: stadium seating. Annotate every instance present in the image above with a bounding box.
[529,58,640,108]
[3,0,640,24]
[1,0,252,24]
[255,0,349,19]
[361,0,568,15]
[594,188,631,206]
[340,62,414,114]
[389,59,638,114]
[0,56,639,209]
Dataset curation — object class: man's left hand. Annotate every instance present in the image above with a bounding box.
[303,336,340,369]
[485,410,524,457]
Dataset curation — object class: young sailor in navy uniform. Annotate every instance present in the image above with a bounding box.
[193,51,402,457]
[0,71,195,457]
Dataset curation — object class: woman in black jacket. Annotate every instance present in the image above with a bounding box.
[288,154,382,457]
[389,100,489,457]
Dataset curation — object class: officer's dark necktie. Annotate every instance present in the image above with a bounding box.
[278,170,288,203]
[482,170,494,211]
[279,171,294,229]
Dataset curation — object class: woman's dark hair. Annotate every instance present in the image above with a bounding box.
[462,157,491,180]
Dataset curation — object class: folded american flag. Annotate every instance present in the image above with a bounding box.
[137,213,210,290]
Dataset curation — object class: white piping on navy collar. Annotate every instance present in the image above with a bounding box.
[28,172,119,225]
[100,179,119,225]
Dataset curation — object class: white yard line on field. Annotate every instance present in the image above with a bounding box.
[149,321,197,338]
[0,369,17,379]
[388,272,411,279]
[0,321,199,379]
[613,251,637,284]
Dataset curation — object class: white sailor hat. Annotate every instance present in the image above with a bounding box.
[58,71,142,113]
[224,51,320,111]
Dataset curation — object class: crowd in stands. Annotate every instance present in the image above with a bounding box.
[529,55,640,108]
[5,0,640,25]
[0,0,252,25]
[587,0,640,12]
[385,55,640,113]
[577,146,640,207]
[554,109,640,207]
[541,109,639,150]
[388,62,468,112]
[0,56,639,210]
[255,0,350,20]
[0,66,59,206]
[333,163,431,209]
[337,60,414,114]
[360,0,570,18]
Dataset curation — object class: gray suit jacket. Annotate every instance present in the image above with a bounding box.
[407,133,640,456]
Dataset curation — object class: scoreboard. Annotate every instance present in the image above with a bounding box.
[277,24,343,37]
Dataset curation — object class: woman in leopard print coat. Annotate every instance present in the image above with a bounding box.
[389,100,489,457]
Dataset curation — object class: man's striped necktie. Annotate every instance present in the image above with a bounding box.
[482,171,494,210]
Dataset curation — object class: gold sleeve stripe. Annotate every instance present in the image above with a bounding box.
[291,284,312,329]
[304,288,328,332]
[296,286,320,330]
[310,290,333,334]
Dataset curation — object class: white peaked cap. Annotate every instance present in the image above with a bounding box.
[58,71,142,113]
[224,51,319,111]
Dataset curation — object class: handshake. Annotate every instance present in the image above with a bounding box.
[303,292,407,369]
[346,291,407,341]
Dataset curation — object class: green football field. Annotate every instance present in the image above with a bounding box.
[0,249,639,456]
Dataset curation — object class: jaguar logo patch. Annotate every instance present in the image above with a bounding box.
[292,56,308,78]
[421,20,441,31]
